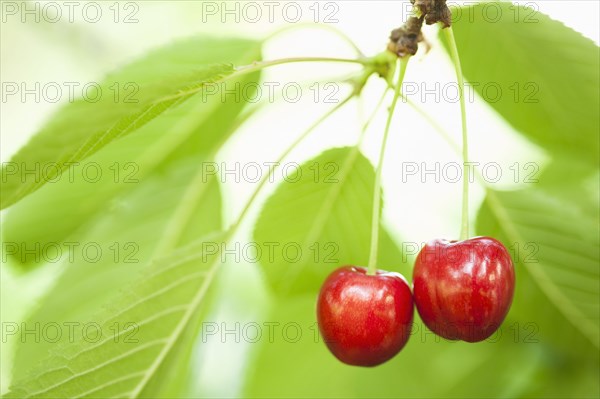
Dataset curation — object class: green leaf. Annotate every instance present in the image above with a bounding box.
[5,233,226,399]
[2,37,261,267]
[9,89,261,388]
[9,159,222,383]
[476,165,600,352]
[0,36,257,209]
[243,295,559,398]
[446,3,600,164]
[253,147,410,296]
[7,38,263,388]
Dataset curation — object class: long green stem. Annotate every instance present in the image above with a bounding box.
[235,56,368,74]
[357,88,390,147]
[160,56,366,104]
[444,26,470,241]
[153,109,258,256]
[263,23,364,57]
[229,95,355,233]
[367,57,409,275]
[401,94,491,187]
[402,96,459,153]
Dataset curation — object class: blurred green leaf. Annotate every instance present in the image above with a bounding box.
[8,38,262,393]
[523,351,599,398]
[2,37,261,266]
[243,295,560,398]
[446,3,600,164]
[476,166,600,352]
[0,36,259,209]
[254,147,410,297]
[9,158,222,383]
[5,233,226,399]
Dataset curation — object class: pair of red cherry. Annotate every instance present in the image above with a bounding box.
[316,236,515,366]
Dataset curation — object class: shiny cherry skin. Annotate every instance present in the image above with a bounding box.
[316,266,414,366]
[413,236,515,342]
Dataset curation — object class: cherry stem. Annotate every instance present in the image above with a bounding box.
[235,56,368,75]
[263,23,365,57]
[229,94,356,235]
[357,88,391,147]
[160,56,369,105]
[443,26,470,241]
[367,57,410,275]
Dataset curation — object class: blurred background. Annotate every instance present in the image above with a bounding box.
[1,1,599,397]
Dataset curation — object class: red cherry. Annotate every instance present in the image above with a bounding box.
[316,266,414,366]
[413,236,515,342]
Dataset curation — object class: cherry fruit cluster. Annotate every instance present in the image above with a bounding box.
[317,236,515,366]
